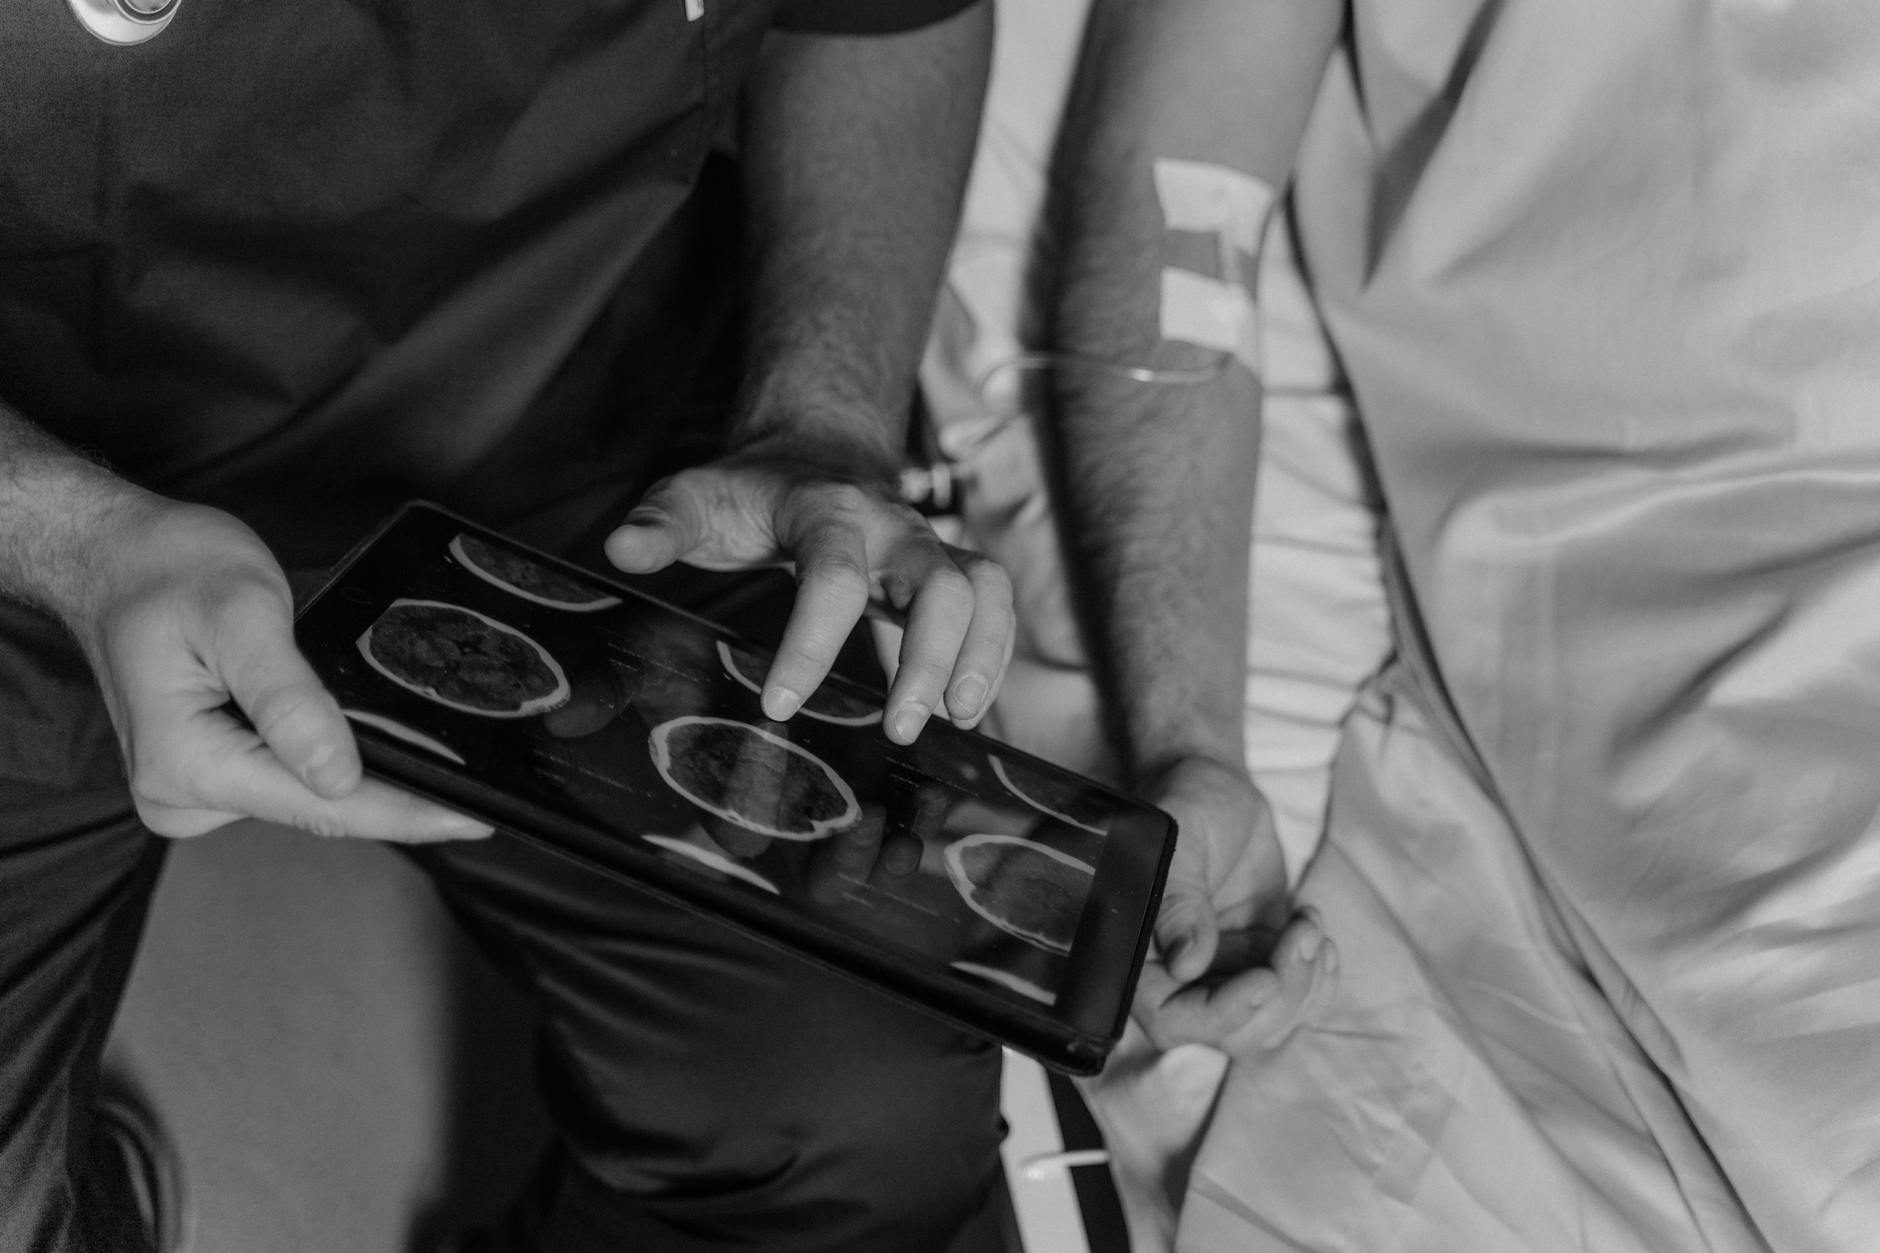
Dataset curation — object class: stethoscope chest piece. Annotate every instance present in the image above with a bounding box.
[67,0,181,45]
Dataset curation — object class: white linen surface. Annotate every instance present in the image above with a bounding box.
[1274,4,1880,1248]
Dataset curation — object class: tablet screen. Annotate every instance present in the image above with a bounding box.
[294,503,1174,1072]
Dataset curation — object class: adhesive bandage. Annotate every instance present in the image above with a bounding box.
[1152,158,1275,373]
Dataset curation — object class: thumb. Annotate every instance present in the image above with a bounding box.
[604,481,708,574]
[217,587,360,800]
[1155,883,1221,984]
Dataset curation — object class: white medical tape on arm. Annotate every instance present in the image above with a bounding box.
[1158,269,1261,374]
[1152,158,1276,373]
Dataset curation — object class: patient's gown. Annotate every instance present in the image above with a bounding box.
[1178,3,1880,1251]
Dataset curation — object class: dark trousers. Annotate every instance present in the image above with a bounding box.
[0,593,1005,1253]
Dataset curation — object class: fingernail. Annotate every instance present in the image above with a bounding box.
[950,675,987,717]
[1297,925,1322,963]
[891,703,927,742]
[764,687,801,720]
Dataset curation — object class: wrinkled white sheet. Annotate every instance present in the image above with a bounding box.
[1263,5,1880,1249]
[1178,668,1768,1253]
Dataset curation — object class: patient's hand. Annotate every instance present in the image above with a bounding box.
[1131,755,1335,1050]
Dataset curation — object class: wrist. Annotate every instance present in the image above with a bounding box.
[1133,749,1253,800]
[0,436,155,627]
[1117,707,1248,793]
[726,399,905,496]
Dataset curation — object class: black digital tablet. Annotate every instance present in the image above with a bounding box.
[293,502,1176,1075]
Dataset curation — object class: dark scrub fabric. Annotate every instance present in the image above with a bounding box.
[0,0,977,569]
[414,833,1003,1253]
[0,601,168,1253]
[0,0,995,1249]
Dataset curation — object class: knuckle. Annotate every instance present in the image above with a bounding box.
[248,684,322,743]
[770,645,830,681]
[819,481,876,515]
[634,475,702,518]
[784,481,870,530]
[799,558,871,604]
[204,580,292,653]
[134,804,202,839]
[126,773,166,813]
[918,566,976,612]
[126,746,191,813]
[897,658,954,695]
[970,558,1014,602]
[202,561,289,618]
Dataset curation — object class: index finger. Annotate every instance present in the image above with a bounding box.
[761,518,873,721]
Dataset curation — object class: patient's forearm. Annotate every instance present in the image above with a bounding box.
[1047,0,1343,783]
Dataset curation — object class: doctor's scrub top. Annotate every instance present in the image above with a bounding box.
[0,0,975,569]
